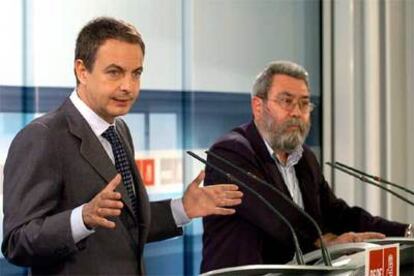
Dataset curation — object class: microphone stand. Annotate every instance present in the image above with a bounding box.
[334,161,414,196]
[204,150,333,266]
[326,162,414,207]
[186,151,305,265]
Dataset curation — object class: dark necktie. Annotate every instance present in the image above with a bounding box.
[102,126,138,218]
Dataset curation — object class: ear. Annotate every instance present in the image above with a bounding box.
[74,59,88,85]
[251,96,263,120]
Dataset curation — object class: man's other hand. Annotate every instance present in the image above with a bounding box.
[182,171,243,219]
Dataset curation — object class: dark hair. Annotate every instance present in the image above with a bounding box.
[74,17,145,83]
[252,61,309,99]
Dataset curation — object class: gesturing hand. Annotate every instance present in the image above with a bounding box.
[83,174,124,229]
[183,171,243,219]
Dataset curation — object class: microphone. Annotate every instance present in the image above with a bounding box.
[334,161,414,196]
[186,151,305,265]
[204,150,333,266]
[326,162,414,207]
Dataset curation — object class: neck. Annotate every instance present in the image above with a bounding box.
[75,87,115,124]
[275,151,289,165]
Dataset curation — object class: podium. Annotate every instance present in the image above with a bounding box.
[201,238,414,276]
[200,264,356,275]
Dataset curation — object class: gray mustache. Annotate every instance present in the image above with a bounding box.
[282,119,306,131]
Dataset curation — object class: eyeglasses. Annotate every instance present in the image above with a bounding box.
[261,95,315,113]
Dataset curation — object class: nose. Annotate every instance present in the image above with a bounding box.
[120,75,138,92]
[289,102,302,117]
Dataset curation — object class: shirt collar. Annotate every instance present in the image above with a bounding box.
[69,90,114,136]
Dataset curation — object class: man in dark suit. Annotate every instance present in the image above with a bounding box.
[201,61,411,273]
[1,17,242,275]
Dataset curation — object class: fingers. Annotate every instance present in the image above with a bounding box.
[210,207,236,216]
[211,184,240,191]
[83,175,125,229]
[96,205,122,217]
[190,171,205,187]
[221,198,242,206]
[213,196,242,207]
[223,190,244,199]
[335,231,386,244]
[204,185,243,197]
[94,217,116,229]
[204,186,243,206]
[324,232,355,245]
[100,189,122,201]
[182,176,244,218]
[100,174,123,203]
[98,198,124,210]
[103,174,122,192]
[338,232,359,243]
[354,232,386,241]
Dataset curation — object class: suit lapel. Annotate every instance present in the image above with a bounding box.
[63,99,138,221]
[64,100,116,183]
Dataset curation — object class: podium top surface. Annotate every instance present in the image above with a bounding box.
[367,237,414,245]
[201,264,357,276]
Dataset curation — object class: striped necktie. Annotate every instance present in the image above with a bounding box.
[102,126,138,218]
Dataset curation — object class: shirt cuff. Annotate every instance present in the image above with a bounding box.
[70,204,95,244]
[170,198,191,227]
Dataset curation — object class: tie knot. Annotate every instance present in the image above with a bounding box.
[102,126,117,145]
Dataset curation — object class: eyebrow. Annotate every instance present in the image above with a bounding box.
[105,64,123,70]
[104,64,143,73]
[278,91,310,99]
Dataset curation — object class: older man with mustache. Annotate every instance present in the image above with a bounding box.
[200,61,410,273]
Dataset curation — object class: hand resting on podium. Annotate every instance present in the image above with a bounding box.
[314,232,386,248]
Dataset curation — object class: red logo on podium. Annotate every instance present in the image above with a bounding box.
[383,246,398,276]
[366,244,399,276]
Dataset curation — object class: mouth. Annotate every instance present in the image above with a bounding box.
[112,98,133,107]
[286,125,300,130]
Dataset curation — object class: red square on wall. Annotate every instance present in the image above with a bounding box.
[135,159,155,186]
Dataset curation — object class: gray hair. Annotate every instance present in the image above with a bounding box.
[252,61,309,99]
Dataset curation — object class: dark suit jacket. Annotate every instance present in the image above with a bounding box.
[201,121,407,273]
[2,99,182,275]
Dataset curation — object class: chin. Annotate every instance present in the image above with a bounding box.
[111,106,132,117]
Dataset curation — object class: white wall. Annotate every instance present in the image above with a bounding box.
[19,0,183,90]
[2,0,321,94]
[0,0,23,85]
[190,0,321,93]
[324,0,414,224]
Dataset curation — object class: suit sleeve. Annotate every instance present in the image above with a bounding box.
[147,200,183,242]
[1,123,79,267]
[295,149,407,236]
[318,174,407,236]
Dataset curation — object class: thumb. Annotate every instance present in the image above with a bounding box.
[104,174,122,192]
[190,170,205,188]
